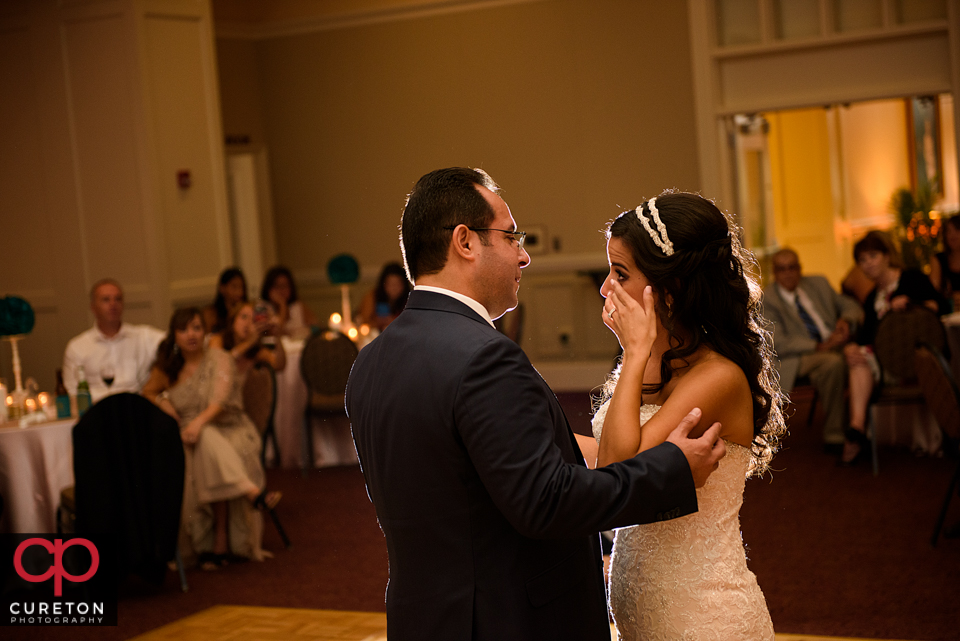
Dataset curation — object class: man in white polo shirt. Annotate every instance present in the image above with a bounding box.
[62,279,165,403]
[763,248,863,449]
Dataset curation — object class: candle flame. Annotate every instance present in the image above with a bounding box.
[330,312,342,325]
[347,327,359,340]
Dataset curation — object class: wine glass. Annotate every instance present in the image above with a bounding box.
[101,364,115,389]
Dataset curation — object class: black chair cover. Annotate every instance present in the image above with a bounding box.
[72,393,184,585]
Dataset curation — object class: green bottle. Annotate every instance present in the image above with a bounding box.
[76,365,92,417]
[55,369,71,419]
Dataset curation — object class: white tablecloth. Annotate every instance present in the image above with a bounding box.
[0,417,75,533]
[271,337,358,469]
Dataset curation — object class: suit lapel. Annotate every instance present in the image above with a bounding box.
[798,279,832,327]
[771,286,806,332]
[409,290,589,467]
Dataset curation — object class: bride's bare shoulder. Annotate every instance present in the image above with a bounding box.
[671,351,754,442]
[679,350,749,395]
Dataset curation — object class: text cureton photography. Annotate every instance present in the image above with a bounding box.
[1,534,117,627]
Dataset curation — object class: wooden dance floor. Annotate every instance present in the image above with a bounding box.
[129,605,920,641]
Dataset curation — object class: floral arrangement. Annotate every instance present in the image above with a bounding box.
[891,183,940,272]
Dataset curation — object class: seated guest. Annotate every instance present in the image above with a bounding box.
[260,266,317,338]
[63,278,164,403]
[929,214,960,312]
[203,267,248,335]
[209,301,287,375]
[763,248,863,449]
[842,231,945,464]
[355,262,411,331]
[142,307,281,568]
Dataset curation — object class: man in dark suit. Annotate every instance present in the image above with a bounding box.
[762,248,862,448]
[346,167,725,641]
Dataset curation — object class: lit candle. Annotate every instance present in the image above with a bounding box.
[347,327,359,340]
[24,398,36,413]
[330,312,342,327]
[359,324,370,336]
[38,392,49,408]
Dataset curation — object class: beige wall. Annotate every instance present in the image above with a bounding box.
[213,0,702,378]
[839,100,912,228]
[217,37,266,146]
[0,0,230,393]
[217,0,702,277]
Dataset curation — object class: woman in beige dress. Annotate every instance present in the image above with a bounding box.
[143,307,281,569]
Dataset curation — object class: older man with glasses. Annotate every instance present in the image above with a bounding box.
[762,248,863,450]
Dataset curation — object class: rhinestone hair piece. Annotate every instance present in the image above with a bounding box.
[635,197,674,256]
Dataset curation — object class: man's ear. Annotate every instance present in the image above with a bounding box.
[449,224,476,262]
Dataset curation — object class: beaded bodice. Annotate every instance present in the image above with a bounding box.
[592,401,773,640]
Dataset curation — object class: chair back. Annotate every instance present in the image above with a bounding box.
[874,307,946,380]
[915,343,960,441]
[300,329,358,412]
[72,393,184,583]
[243,362,276,437]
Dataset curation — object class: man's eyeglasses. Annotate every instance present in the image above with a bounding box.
[773,263,800,273]
[443,226,526,249]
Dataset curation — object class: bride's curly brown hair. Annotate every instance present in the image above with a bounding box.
[597,191,785,476]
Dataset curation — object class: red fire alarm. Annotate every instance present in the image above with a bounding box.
[177,170,192,189]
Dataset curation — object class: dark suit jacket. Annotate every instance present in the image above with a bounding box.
[346,290,697,641]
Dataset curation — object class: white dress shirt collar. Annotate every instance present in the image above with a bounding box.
[94,323,129,343]
[414,285,496,328]
[775,283,798,305]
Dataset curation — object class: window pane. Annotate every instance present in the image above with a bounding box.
[835,0,882,32]
[896,0,946,23]
[717,0,762,46]
[774,0,821,40]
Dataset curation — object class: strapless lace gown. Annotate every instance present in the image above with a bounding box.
[593,402,774,641]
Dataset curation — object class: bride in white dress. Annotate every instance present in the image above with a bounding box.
[588,192,786,640]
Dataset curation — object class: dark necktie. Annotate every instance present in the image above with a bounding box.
[795,297,821,341]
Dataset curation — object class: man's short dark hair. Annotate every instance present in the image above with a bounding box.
[399,167,500,282]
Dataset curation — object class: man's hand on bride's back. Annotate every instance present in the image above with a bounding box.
[666,408,726,488]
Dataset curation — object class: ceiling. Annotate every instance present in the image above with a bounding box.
[211,0,533,37]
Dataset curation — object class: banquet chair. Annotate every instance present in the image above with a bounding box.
[65,393,188,591]
[242,362,280,468]
[300,328,358,474]
[870,307,948,475]
[913,343,960,547]
[787,378,819,428]
[239,362,292,548]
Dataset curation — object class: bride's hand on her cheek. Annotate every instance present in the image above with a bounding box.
[604,281,656,356]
